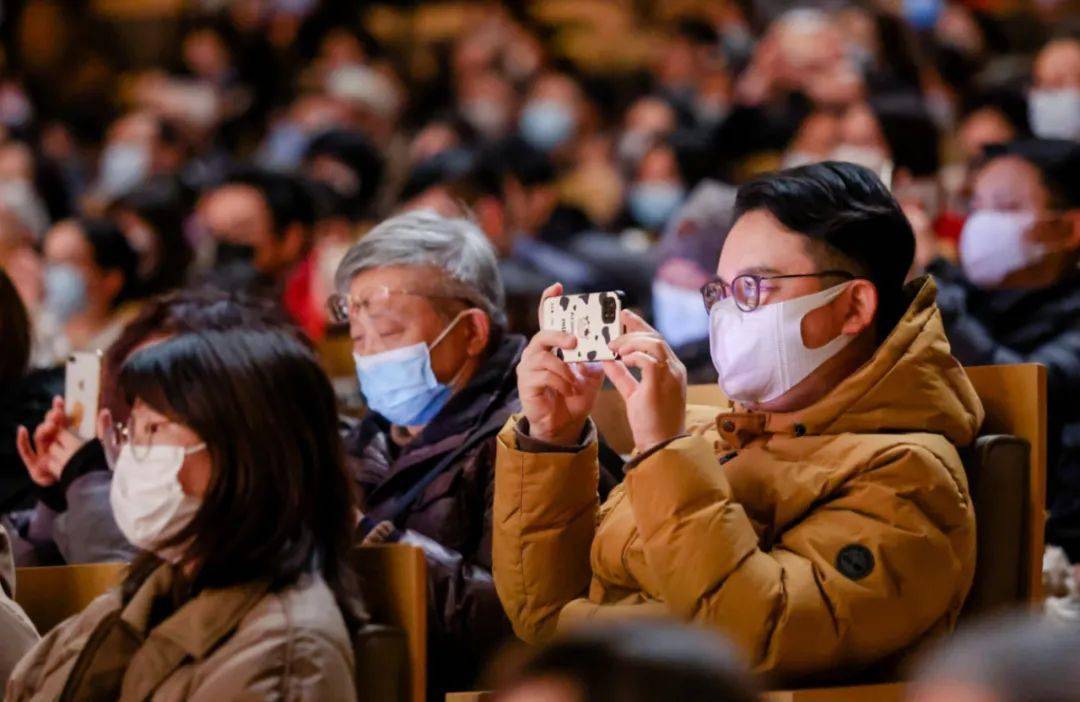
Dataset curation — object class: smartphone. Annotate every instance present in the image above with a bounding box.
[64,351,103,440]
[541,291,625,363]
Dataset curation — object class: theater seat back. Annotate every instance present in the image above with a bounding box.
[960,435,1031,617]
[352,544,427,702]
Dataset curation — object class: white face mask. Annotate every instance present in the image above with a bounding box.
[709,283,854,404]
[652,279,710,348]
[1028,88,1080,141]
[110,443,205,561]
[959,210,1043,288]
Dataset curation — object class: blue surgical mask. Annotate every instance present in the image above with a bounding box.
[44,263,88,321]
[629,182,685,230]
[519,99,575,152]
[352,313,466,426]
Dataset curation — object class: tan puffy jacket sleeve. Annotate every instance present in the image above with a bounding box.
[625,434,972,677]
[493,419,600,644]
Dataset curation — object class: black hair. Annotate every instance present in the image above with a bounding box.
[101,287,297,420]
[0,268,30,386]
[869,92,941,178]
[983,139,1080,209]
[218,168,317,237]
[303,129,385,220]
[492,137,557,187]
[509,621,758,702]
[118,328,363,627]
[734,162,916,337]
[78,218,140,307]
[112,175,194,294]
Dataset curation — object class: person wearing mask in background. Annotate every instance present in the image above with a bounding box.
[12,289,292,566]
[93,111,189,203]
[624,142,687,234]
[495,162,983,683]
[108,176,194,296]
[33,218,140,368]
[495,621,757,702]
[1028,37,1080,142]
[334,210,619,698]
[651,180,737,383]
[518,71,591,163]
[0,269,61,517]
[7,327,362,700]
[926,140,1080,605]
[194,168,315,327]
[909,614,1080,702]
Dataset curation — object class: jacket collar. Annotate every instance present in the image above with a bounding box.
[117,564,271,700]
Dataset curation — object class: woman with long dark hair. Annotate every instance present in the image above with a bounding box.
[7,328,364,700]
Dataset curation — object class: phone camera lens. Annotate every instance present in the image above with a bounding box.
[601,295,617,324]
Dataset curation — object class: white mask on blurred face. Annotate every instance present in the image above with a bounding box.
[110,443,205,561]
[1028,88,1080,141]
[959,210,1044,287]
[99,142,150,198]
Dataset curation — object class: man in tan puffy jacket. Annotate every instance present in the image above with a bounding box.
[493,162,984,683]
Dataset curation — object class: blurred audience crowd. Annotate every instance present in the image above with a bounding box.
[0,0,1079,699]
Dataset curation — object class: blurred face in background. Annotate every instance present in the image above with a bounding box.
[773,10,863,108]
[182,28,232,83]
[617,97,677,169]
[957,108,1016,162]
[628,145,685,230]
[519,73,584,154]
[99,112,176,198]
[1029,38,1080,140]
[459,71,516,140]
[199,184,300,276]
[833,103,890,175]
[42,220,120,320]
[962,155,1079,288]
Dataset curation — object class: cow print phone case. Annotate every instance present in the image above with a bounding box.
[541,291,625,362]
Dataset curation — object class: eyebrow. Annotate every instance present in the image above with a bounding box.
[714,266,782,284]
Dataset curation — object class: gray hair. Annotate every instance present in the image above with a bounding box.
[335,210,507,329]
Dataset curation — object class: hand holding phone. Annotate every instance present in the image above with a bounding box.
[517,283,606,446]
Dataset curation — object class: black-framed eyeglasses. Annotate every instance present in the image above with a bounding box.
[700,270,858,313]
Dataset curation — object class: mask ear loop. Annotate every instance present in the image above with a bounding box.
[429,308,480,391]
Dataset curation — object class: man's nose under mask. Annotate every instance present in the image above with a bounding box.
[709,283,854,405]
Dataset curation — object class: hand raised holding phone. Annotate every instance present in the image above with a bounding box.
[518,283,606,446]
[15,397,84,487]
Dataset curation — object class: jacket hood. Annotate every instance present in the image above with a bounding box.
[765,276,984,445]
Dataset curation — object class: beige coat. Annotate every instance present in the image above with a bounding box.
[0,525,39,691]
[494,277,984,680]
[6,563,356,701]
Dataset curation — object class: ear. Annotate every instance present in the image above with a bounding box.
[840,279,878,337]
[100,269,125,303]
[280,223,309,264]
[474,196,506,248]
[462,309,492,358]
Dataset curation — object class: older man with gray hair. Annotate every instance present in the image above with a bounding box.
[333,210,617,697]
